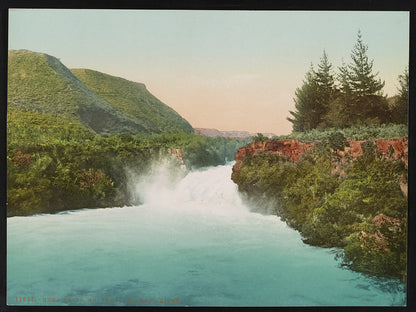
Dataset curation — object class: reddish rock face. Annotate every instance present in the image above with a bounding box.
[233,138,408,173]
[375,138,408,167]
[340,138,408,165]
[340,140,365,158]
[233,140,315,172]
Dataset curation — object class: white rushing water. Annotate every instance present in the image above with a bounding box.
[7,164,406,306]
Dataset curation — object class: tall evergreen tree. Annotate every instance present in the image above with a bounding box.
[338,60,352,97]
[314,51,336,127]
[324,60,354,127]
[391,67,409,124]
[331,31,390,125]
[288,52,337,132]
[347,30,385,97]
[288,65,320,131]
[316,51,336,95]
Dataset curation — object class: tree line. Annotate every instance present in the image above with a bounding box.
[288,31,408,132]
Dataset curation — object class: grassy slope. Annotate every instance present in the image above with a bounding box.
[71,68,193,133]
[8,49,151,134]
[8,50,193,135]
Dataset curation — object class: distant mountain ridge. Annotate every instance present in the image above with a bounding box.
[195,128,275,139]
[8,49,193,135]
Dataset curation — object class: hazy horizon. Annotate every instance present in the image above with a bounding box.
[8,10,409,135]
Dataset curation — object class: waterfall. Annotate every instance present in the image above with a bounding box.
[7,164,406,306]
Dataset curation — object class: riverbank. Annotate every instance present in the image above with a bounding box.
[231,130,407,280]
[7,128,250,217]
[8,164,406,306]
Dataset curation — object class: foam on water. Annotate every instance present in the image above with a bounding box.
[7,164,406,306]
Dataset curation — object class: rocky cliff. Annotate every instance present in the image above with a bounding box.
[338,138,408,166]
[233,140,315,172]
[233,138,408,173]
[231,137,408,280]
[233,138,408,198]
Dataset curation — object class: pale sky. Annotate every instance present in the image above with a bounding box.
[8,10,409,135]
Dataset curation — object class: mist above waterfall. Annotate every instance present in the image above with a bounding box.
[124,155,187,206]
[131,161,249,218]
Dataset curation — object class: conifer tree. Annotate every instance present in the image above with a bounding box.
[331,31,389,125]
[314,51,336,127]
[323,60,354,127]
[338,60,352,97]
[288,52,336,131]
[316,51,336,96]
[288,65,320,131]
[348,31,385,97]
[391,67,409,124]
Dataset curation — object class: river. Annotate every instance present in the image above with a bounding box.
[7,163,406,306]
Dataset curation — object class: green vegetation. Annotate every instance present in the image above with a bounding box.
[252,133,269,142]
[288,31,408,131]
[7,46,408,282]
[272,123,408,142]
[390,67,409,124]
[8,50,79,115]
[7,49,249,216]
[235,32,409,281]
[7,109,97,147]
[71,69,193,133]
[232,133,407,280]
[8,50,193,134]
[7,109,249,216]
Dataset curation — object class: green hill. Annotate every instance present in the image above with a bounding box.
[8,50,193,135]
[71,69,193,134]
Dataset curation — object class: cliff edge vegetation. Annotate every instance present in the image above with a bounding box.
[232,128,407,280]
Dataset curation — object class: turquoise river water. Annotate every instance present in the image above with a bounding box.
[7,164,406,306]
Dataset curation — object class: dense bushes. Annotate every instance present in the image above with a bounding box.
[273,123,408,142]
[7,139,153,215]
[232,136,407,280]
[7,109,250,216]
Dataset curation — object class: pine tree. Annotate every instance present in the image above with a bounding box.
[330,31,390,126]
[338,60,352,97]
[315,51,336,127]
[288,52,337,131]
[392,67,409,124]
[316,51,336,96]
[348,30,385,97]
[323,60,355,127]
[288,66,320,131]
